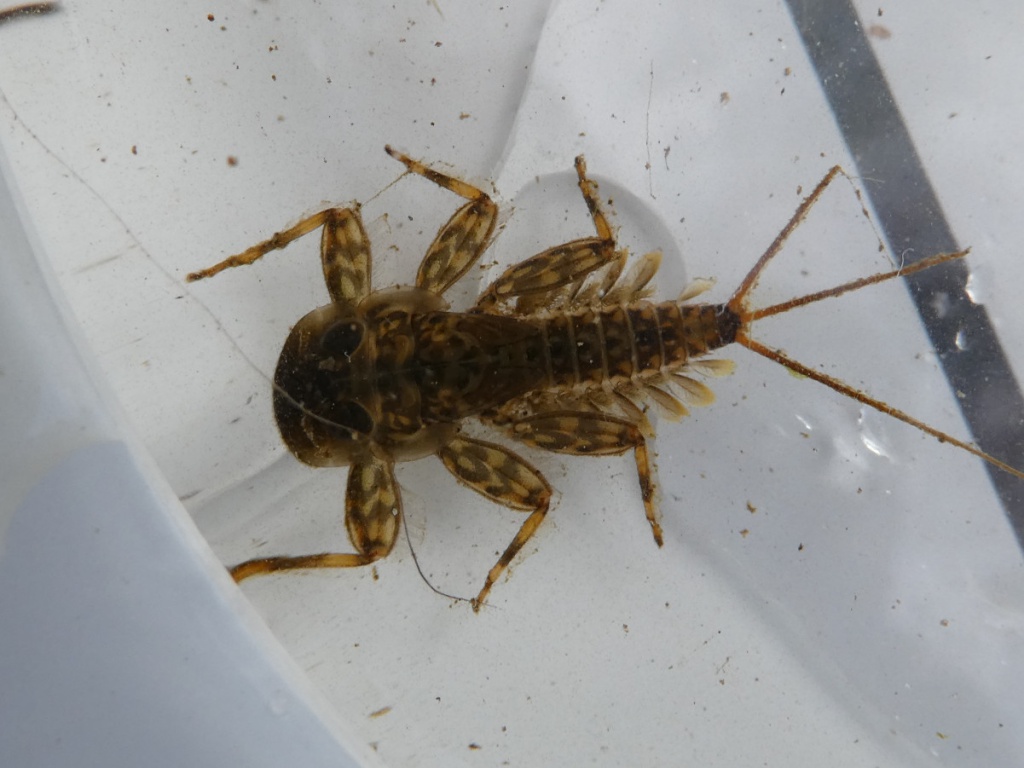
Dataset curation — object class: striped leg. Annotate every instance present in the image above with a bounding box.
[230,451,401,581]
[437,435,552,611]
[506,411,662,547]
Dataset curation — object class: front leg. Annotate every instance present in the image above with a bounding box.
[187,205,373,305]
[230,450,401,581]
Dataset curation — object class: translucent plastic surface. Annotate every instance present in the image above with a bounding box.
[2,1,1022,766]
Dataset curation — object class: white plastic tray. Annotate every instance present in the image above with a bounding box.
[2,2,1022,766]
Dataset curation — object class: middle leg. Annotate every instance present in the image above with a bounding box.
[385,145,498,297]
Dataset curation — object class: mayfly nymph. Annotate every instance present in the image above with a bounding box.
[187,146,1022,610]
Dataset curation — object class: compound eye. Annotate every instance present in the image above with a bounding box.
[321,320,364,359]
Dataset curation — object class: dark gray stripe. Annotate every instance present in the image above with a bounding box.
[785,0,1024,544]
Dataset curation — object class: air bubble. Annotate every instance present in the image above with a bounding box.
[955,328,969,351]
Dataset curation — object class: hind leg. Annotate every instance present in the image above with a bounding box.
[502,410,662,546]
[475,156,623,311]
[437,435,552,611]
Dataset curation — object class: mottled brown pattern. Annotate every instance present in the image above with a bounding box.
[189,149,1010,611]
[321,207,372,304]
